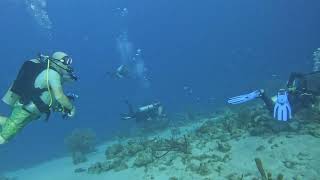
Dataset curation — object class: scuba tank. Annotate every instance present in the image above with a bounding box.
[138,102,160,112]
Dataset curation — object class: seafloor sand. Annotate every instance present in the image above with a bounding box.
[4,116,320,180]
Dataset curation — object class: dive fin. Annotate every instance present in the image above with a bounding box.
[273,89,292,121]
[228,90,263,104]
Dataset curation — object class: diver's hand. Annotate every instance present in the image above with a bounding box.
[67,106,76,118]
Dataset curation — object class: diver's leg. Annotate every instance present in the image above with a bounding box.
[0,116,8,126]
[287,72,305,88]
[0,135,5,144]
[124,100,134,115]
[0,106,35,143]
[260,90,275,113]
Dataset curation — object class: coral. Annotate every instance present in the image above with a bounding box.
[151,135,190,159]
[133,148,154,167]
[127,141,144,156]
[87,159,125,174]
[74,168,87,173]
[105,144,125,159]
[65,128,96,164]
[87,162,110,174]
[254,158,284,180]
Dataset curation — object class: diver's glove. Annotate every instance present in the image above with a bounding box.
[66,93,79,101]
[227,90,263,104]
[273,89,292,121]
[57,93,79,119]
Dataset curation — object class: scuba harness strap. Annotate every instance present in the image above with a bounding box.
[11,60,51,115]
[10,58,67,121]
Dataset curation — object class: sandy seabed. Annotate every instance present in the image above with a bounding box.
[4,117,320,180]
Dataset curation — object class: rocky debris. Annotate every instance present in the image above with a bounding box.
[255,158,284,180]
[83,102,320,178]
[168,177,178,180]
[74,168,87,173]
[308,128,320,138]
[256,145,266,151]
[217,141,231,153]
[133,148,154,167]
[186,160,212,176]
[0,176,17,180]
[283,160,299,169]
[127,141,144,156]
[87,159,128,174]
[105,144,125,159]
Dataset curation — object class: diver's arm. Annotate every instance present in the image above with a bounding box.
[259,90,274,113]
[49,70,74,111]
[287,72,305,88]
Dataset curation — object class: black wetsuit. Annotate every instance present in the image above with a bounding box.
[261,71,320,114]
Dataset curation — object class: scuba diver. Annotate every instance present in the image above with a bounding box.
[228,71,320,121]
[107,65,130,80]
[121,101,166,123]
[0,52,78,145]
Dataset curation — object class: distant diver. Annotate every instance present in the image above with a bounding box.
[121,100,167,123]
[228,71,320,121]
[0,52,78,145]
[107,65,130,80]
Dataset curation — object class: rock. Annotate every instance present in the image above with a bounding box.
[133,148,154,167]
[169,177,178,180]
[256,145,266,151]
[87,160,121,174]
[296,152,310,161]
[186,159,201,172]
[74,168,87,173]
[288,121,300,131]
[271,144,279,149]
[127,143,144,156]
[105,144,124,159]
[283,160,298,169]
[114,162,128,172]
[222,154,232,162]
[88,162,104,174]
[198,162,211,176]
[226,173,243,180]
[217,141,231,153]
[0,176,16,180]
[309,129,320,138]
[250,127,268,136]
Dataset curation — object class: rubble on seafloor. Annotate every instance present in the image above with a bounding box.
[74,104,320,179]
[0,176,16,180]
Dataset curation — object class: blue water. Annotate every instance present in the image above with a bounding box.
[0,0,319,173]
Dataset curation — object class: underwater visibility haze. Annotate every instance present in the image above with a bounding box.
[0,0,320,179]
